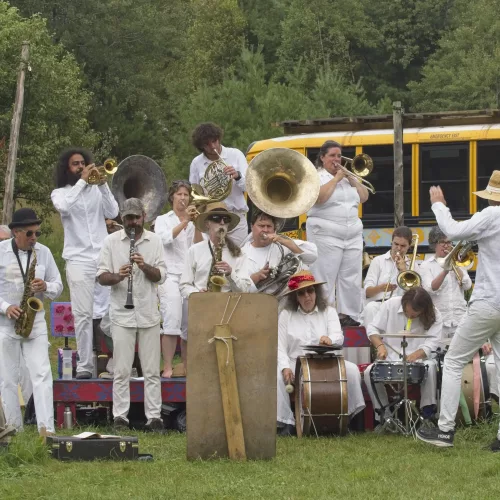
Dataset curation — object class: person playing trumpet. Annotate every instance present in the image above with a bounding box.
[420,227,472,344]
[189,123,249,245]
[155,180,204,377]
[51,147,119,379]
[362,226,413,329]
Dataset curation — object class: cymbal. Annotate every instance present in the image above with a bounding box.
[382,332,432,339]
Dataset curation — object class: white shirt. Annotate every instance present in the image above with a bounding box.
[420,255,472,328]
[307,169,360,224]
[277,306,344,373]
[367,296,442,361]
[51,180,119,262]
[155,211,200,275]
[432,202,500,307]
[242,238,318,294]
[179,240,252,297]
[364,251,409,303]
[189,145,248,212]
[96,229,167,328]
[0,239,63,338]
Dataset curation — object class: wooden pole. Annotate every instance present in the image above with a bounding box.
[213,324,246,461]
[2,41,30,225]
[393,101,404,227]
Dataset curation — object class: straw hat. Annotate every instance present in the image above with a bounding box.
[194,202,240,233]
[473,170,500,202]
[283,270,326,296]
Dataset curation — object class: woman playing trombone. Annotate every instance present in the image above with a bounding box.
[306,140,369,326]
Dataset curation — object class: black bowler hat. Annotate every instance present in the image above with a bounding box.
[8,208,42,229]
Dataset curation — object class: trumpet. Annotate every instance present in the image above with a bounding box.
[337,154,376,194]
[78,158,118,185]
[397,234,422,291]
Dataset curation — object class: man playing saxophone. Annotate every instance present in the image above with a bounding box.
[0,208,63,436]
[179,203,252,367]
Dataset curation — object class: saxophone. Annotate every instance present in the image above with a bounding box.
[207,227,228,292]
[15,250,44,338]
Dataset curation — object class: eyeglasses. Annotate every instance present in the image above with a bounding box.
[297,286,316,296]
[71,160,86,166]
[438,240,452,246]
[19,230,41,238]
[208,215,231,224]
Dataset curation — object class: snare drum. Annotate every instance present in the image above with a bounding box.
[371,361,427,385]
[294,354,349,437]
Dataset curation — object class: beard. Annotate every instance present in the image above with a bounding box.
[67,171,82,186]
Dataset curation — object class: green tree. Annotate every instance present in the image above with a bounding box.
[408,0,500,111]
[0,2,94,218]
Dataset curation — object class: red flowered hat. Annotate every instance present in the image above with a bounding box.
[283,270,326,296]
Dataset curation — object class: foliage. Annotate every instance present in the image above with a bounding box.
[0,1,95,221]
[408,0,500,111]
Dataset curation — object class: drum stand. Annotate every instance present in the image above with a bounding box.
[377,336,424,437]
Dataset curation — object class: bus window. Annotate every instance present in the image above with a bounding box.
[477,141,500,211]
[419,143,469,216]
[306,146,355,166]
[362,145,412,221]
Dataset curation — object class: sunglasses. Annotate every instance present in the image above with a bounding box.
[208,215,231,224]
[71,160,86,166]
[19,230,41,238]
[297,286,316,296]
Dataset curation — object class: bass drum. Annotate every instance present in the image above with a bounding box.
[294,354,348,437]
[456,356,492,425]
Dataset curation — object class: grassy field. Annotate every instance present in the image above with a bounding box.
[1,421,500,500]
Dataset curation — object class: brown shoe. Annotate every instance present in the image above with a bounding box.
[171,363,187,378]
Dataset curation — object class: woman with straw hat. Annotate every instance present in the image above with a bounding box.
[276,271,365,435]
[417,172,500,451]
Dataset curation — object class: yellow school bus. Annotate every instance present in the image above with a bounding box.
[245,109,500,270]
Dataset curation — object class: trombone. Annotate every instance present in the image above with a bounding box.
[338,153,376,194]
[397,234,422,291]
[436,240,475,286]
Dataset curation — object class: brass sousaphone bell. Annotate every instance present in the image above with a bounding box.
[246,148,320,218]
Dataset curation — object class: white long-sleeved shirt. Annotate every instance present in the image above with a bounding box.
[277,306,344,373]
[307,170,360,225]
[432,202,500,306]
[242,238,318,294]
[154,210,200,275]
[51,180,119,262]
[0,239,63,338]
[96,229,167,328]
[420,255,471,328]
[189,145,248,212]
[367,296,442,361]
[179,240,252,297]
[364,251,410,303]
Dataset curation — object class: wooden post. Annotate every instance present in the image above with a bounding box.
[2,41,30,225]
[213,323,246,461]
[393,101,404,227]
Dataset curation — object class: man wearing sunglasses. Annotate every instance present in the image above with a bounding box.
[51,147,119,379]
[0,208,63,436]
[189,123,249,246]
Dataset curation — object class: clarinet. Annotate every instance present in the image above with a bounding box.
[124,228,135,309]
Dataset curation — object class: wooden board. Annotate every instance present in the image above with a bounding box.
[187,293,278,460]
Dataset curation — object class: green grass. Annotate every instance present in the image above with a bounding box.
[1,421,500,499]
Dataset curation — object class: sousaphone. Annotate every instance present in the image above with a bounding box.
[246,148,320,218]
[112,155,168,222]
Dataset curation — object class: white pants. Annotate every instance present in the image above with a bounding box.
[277,360,365,425]
[307,218,363,318]
[66,260,109,374]
[0,351,32,405]
[228,211,249,246]
[0,333,54,433]
[438,301,500,438]
[158,274,187,337]
[111,323,162,421]
[364,360,437,420]
[485,354,499,398]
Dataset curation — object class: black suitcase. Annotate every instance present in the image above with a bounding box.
[47,435,139,461]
